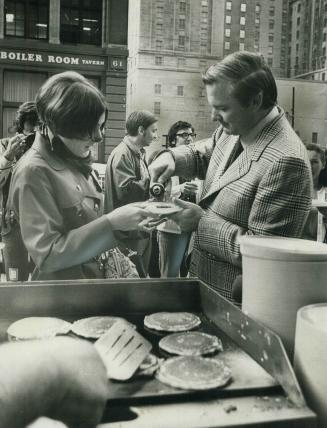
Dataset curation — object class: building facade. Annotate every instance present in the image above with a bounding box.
[289,0,327,81]
[127,0,292,150]
[0,0,128,161]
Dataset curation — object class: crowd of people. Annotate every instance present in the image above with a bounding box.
[0,50,324,426]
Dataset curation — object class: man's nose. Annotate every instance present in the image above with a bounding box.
[211,109,221,122]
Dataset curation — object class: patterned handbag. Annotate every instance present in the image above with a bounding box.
[99,247,139,279]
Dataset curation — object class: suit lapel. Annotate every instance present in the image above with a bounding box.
[200,111,283,204]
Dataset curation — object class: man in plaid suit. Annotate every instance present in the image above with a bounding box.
[149,51,312,305]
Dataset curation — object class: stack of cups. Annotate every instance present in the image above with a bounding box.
[294,304,327,428]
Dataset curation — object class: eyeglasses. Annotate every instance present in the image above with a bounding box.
[176,132,196,139]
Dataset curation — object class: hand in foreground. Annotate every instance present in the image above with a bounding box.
[181,181,198,196]
[107,202,160,232]
[170,198,204,232]
[0,337,108,428]
[148,151,176,186]
[3,133,28,161]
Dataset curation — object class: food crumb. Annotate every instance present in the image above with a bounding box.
[224,405,237,413]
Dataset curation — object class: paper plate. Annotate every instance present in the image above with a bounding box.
[312,200,327,208]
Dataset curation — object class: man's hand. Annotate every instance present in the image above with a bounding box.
[3,134,27,161]
[0,337,108,428]
[181,181,198,197]
[148,151,176,186]
[170,198,204,232]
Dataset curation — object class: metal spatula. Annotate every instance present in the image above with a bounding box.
[94,320,152,381]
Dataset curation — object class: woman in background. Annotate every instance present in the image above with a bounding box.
[6,71,156,280]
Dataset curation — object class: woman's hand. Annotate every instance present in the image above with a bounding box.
[170,198,204,232]
[3,134,27,161]
[106,203,160,232]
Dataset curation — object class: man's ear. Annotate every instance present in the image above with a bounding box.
[251,91,263,110]
[138,126,145,135]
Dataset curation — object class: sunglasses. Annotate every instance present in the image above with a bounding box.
[176,132,196,139]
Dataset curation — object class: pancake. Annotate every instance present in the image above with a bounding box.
[71,316,134,339]
[144,312,201,332]
[159,332,223,356]
[136,353,160,377]
[156,356,232,390]
[7,317,72,341]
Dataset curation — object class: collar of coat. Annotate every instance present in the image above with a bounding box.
[31,133,73,171]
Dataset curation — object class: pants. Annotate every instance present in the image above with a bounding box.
[158,230,190,278]
[2,225,33,281]
[123,236,152,278]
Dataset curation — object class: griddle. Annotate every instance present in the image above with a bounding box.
[0,278,317,428]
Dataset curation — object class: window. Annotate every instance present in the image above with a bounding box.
[323,33,327,41]
[268,46,273,54]
[156,22,163,32]
[297,3,301,12]
[269,6,275,16]
[240,16,245,25]
[155,56,163,65]
[268,58,273,67]
[108,0,128,45]
[179,1,186,13]
[239,42,245,50]
[255,18,260,25]
[297,17,300,26]
[240,3,246,12]
[312,132,318,144]
[225,15,231,24]
[296,30,299,39]
[269,20,274,29]
[240,29,245,38]
[156,39,162,49]
[177,85,184,96]
[225,28,230,37]
[60,0,102,45]
[224,41,230,50]
[178,57,185,67]
[322,73,326,81]
[178,35,185,46]
[154,84,161,95]
[179,18,185,29]
[154,102,161,115]
[255,4,260,12]
[5,0,49,39]
[226,1,232,10]
[268,34,274,42]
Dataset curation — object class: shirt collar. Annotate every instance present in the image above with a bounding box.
[240,106,279,147]
[123,135,146,157]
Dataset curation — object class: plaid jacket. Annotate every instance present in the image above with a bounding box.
[173,109,312,303]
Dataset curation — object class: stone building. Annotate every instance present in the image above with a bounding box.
[0,0,128,161]
[289,0,327,81]
[127,0,291,149]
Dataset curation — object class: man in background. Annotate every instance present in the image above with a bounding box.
[0,101,38,281]
[104,110,158,277]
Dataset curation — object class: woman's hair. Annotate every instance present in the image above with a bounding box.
[126,110,157,136]
[36,71,107,139]
[167,121,194,146]
[202,51,277,109]
[14,101,39,133]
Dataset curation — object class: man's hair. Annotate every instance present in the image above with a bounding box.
[167,121,194,146]
[306,143,326,166]
[202,51,277,109]
[126,111,157,136]
[36,71,107,139]
[14,101,39,133]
